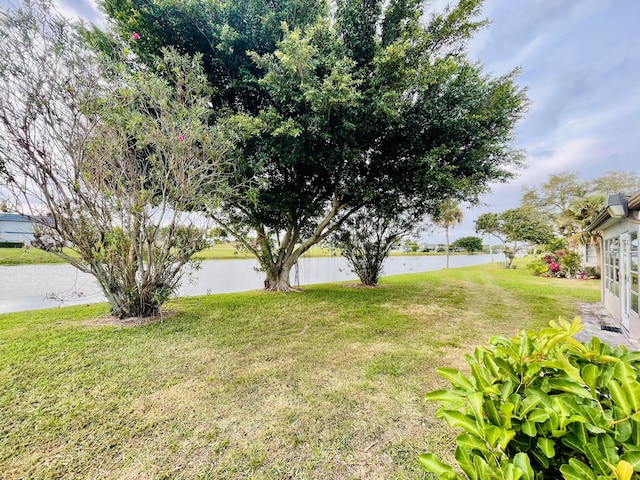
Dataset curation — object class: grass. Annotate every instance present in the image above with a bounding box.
[0,243,466,265]
[192,243,339,261]
[0,247,75,265]
[0,261,600,479]
[0,244,339,265]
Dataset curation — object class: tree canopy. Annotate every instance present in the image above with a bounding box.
[103,0,528,290]
[452,236,483,253]
[476,208,552,268]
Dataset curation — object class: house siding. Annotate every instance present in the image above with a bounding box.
[0,214,35,244]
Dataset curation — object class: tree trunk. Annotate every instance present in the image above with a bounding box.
[488,234,493,262]
[445,226,450,269]
[263,262,295,292]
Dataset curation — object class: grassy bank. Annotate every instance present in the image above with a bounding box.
[0,244,337,265]
[0,244,473,265]
[0,262,600,479]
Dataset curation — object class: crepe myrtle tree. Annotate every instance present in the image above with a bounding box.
[0,1,229,318]
[104,0,529,291]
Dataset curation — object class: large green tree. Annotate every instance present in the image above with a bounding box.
[476,209,552,268]
[452,236,483,253]
[103,0,528,290]
[520,170,640,263]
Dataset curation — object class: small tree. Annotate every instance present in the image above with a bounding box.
[452,236,483,253]
[332,207,425,286]
[433,200,464,268]
[0,1,229,318]
[476,209,552,268]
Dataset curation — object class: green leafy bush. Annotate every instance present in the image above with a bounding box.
[527,258,549,276]
[421,318,640,480]
[561,251,583,277]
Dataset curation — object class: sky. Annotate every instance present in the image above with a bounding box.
[6,0,640,244]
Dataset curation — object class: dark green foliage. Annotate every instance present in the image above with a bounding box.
[103,0,529,290]
[422,318,640,480]
[452,236,483,253]
[476,209,553,268]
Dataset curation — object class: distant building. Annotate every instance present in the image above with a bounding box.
[587,191,640,339]
[0,213,35,244]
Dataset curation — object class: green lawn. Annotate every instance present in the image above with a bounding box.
[0,243,339,265]
[0,247,74,265]
[0,243,462,265]
[0,262,601,479]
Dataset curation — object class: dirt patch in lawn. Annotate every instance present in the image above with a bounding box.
[81,309,176,328]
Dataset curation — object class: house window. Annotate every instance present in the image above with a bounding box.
[605,237,620,297]
[585,244,597,264]
[631,231,639,315]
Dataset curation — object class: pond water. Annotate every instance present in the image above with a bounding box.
[0,254,493,314]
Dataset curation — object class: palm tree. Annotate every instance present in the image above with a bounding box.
[566,194,606,272]
[433,200,464,268]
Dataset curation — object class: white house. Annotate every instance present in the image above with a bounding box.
[587,192,640,339]
[0,213,35,244]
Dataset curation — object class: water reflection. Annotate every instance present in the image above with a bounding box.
[0,254,492,314]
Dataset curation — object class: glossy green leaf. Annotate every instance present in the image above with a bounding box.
[585,442,610,475]
[547,378,592,399]
[498,428,516,450]
[468,392,485,427]
[581,363,599,393]
[529,447,549,470]
[522,421,536,437]
[528,408,550,424]
[561,434,586,454]
[440,410,481,436]
[513,452,534,480]
[418,453,458,477]
[519,396,540,419]
[595,434,619,465]
[457,433,489,453]
[614,418,632,442]
[537,437,555,458]
[500,402,515,429]
[613,362,637,383]
[483,425,501,448]
[608,379,632,415]
[485,399,501,425]
[621,379,640,411]
[455,445,478,480]
[437,368,475,391]
[425,389,464,403]
[560,458,597,480]
[502,462,520,480]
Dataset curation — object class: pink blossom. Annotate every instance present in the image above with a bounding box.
[132,32,141,40]
[178,134,184,141]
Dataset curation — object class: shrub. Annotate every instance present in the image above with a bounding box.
[561,251,583,277]
[584,266,601,279]
[421,318,640,480]
[527,258,549,276]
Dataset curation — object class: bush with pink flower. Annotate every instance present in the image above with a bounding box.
[527,249,583,278]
